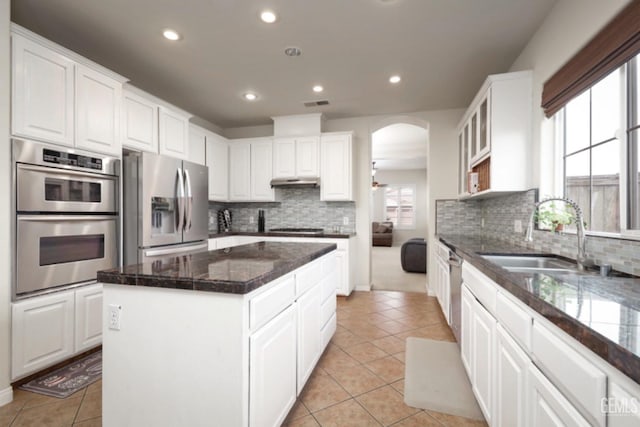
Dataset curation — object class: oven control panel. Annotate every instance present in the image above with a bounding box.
[43,148,103,170]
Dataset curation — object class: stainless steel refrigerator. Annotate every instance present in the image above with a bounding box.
[123,151,209,265]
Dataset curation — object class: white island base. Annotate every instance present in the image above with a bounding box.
[101,251,337,427]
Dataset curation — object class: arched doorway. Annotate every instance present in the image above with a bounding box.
[369,118,429,293]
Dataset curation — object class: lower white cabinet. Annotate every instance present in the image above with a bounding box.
[435,250,450,323]
[469,289,496,424]
[495,324,528,427]
[12,283,103,380]
[528,365,590,427]
[297,284,322,391]
[249,304,297,427]
[460,284,474,376]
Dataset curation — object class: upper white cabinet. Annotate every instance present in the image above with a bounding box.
[122,88,159,153]
[159,106,190,159]
[11,27,126,156]
[205,132,229,201]
[188,124,207,166]
[320,132,353,201]
[273,136,319,179]
[457,70,532,198]
[229,138,274,202]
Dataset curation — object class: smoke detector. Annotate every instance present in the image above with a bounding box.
[284,47,302,57]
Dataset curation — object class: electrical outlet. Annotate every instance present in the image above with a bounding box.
[108,304,122,331]
[249,216,254,224]
[343,216,349,226]
[514,220,523,233]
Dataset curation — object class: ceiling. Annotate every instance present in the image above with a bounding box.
[11,0,556,129]
[372,123,427,170]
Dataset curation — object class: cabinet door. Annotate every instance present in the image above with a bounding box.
[12,34,74,146]
[528,365,590,427]
[206,133,229,201]
[122,89,158,152]
[12,291,75,379]
[75,284,103,352]
[296,136,319,177]
[297,284,322,392]
[472,299,496,424]
[250,139,275,201]
[608,382,640,427]
[478,91,490,160]
[460,284,474,376]
[470,114,478,160]
[495,324,528,427]
[229,142,251,201]
[75,64,122,156]
[250,304,297,427]
[320,134,352,201]
[159,106,189,159]
[188,125,207,166]
[273,138,296,178]
[437,258,450,323]
[334,250,348,296]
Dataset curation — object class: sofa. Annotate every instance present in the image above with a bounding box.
[401,238,427,273]
[372,221,394,247]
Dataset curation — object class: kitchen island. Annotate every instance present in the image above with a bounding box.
[97,241,338,427]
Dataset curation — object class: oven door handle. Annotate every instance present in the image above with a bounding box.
[17,163,117,181]
[17,214,117,221]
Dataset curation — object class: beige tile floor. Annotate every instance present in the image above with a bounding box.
[0,290,487,427]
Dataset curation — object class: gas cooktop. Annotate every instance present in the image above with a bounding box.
[269,228,325,235]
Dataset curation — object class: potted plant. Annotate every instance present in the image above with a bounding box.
[535,201,575,232]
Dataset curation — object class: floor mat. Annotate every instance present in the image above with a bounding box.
[19,351,102,398]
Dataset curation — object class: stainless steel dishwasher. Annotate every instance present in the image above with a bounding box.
[448,251,463,345]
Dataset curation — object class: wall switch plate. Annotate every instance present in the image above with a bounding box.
[514,220,523,233]
[108,304,122,331]
[343,216,349,225]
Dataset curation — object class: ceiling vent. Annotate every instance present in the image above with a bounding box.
[303,100,330,107]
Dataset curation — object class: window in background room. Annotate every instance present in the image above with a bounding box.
[384,185,415,229]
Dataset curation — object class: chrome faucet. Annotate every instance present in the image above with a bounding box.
[524,197,591,271]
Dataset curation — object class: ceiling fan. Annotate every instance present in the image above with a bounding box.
[371,162,387,189]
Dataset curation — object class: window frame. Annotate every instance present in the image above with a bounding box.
[383,184,416,230]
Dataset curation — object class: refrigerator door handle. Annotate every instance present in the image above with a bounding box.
[175,168,185,232]
[184,169,193,231]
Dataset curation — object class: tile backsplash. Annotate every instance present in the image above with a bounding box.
[437,189,640,275]
[209,187,356,233]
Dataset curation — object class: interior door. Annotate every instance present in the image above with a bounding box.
[182,159,209,243]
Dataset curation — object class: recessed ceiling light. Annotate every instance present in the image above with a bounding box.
[243,92,258,101]
[162,29,181,41]
[389,75,402,84]
[260,10,277,23]
[313,85,324,93]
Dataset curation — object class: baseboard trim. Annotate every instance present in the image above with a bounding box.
[356,285,371,292]
[0,385,13,407]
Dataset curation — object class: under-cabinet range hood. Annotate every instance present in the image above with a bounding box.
[270,177,320,188]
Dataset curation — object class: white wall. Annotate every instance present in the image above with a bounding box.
[508,0,631,196]
[0,0,12,406]
[371,169,428,245]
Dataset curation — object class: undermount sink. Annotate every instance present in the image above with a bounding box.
[481,255,584,274]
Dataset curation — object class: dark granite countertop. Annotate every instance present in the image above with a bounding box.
[98,242,336,295]
[439,234,640,384]
[208,231,356,239]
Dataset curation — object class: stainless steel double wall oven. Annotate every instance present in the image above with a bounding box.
[12,139,120,299]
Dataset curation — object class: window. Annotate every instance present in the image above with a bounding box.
[556,52,640,235]
[384,185,415,229]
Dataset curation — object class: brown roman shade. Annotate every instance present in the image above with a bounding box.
[541,0,640,118]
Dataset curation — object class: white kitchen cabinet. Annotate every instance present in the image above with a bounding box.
[471,297,496,424]
[457,70,531,198]
[297,284,322,392]
[320,132,353,201]
[188,124,207,166]
[11,32,74,146]
[159,106,190,160]
[435,253,450,323]
[75,64,122,156]
[460,284,474,376]
[273,136,319,179]
[608,382,640,427]
[249,304,297,427]
[528,365,591,427]
[11,290,75,379]
[250,139,275,201]
[122,87,159,152]
[206,131,230,201]
[75,283,103,352]
[495,324,528,427]
[229,141,252,201]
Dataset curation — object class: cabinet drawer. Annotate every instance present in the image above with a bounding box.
[249,275,295,331]
[532,322,606,426]
[321,312,337,350]
[462,263,497,313]
[496,291,532,351]
[321,292,337,327]
[296,258,323,297]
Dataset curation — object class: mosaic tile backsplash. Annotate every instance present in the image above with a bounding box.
[436,189,640,276]
[208,187,356,233]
